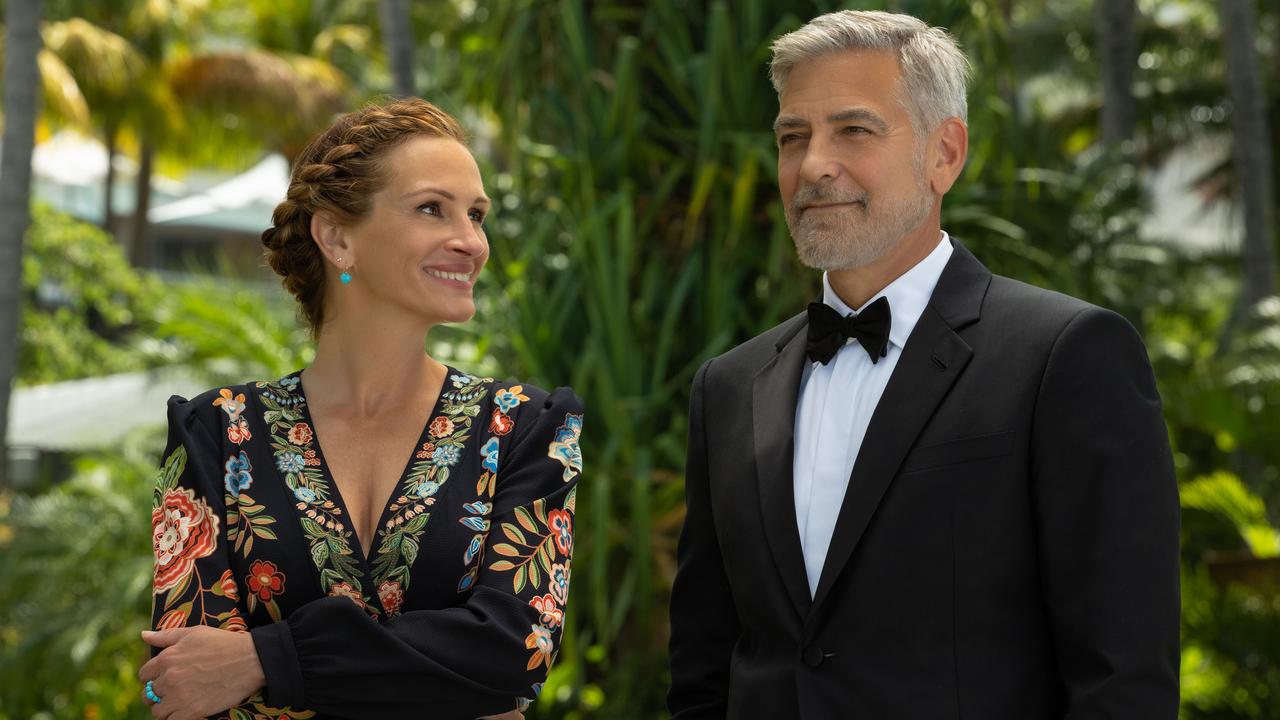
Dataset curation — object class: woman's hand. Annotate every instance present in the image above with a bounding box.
[139,627,265,719]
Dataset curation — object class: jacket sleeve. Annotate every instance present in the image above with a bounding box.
[1030,308,1180,718]
[250,387,584,720]
[668,359,741,718]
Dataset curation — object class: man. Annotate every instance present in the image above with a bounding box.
[668,10,1179,719]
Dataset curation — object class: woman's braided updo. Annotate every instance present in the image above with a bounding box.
[261,97,467,335]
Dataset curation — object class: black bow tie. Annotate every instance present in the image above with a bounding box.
[806,296,892,365]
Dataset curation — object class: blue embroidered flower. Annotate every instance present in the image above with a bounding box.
[463,534,483,564]
[223,451,253,497]
[431,444,461,467]
[293,485,318,504]
[279,375,300,390]
[481,437,500,473]
[547,413,584,482]
[450,373,473,389]
[415,479,443,498]
[276,452,305,475]
[493,386,528,413]
[460,516,489,532]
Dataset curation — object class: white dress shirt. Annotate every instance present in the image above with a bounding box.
[793,233,954,597]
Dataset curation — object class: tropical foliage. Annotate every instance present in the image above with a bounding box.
[2,0,1279,719]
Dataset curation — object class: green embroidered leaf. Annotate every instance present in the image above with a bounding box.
[402,536,419,566]
[253,526,278,541]
[565,487,577,513]
[463,403,480,417]
[265,599,282,623]
[310,541,329,567]
[534,498,548,525]
[503,524,529,546]
[489,560,516,572]
[403,513,429,534]
[539,542,555,573]
[493,543,521,557]
[155,445,187,494]
[163,571,192,610]
[514,565,527,594]
[230,706,255,720]
[515,507,538,534]
[528,560,541,589]
[300,518,324,536]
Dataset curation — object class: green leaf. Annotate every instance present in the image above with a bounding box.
[402,536,419,566]
[515,507,539,534]
[311,542,330,567]
[489,560,516,572]
[514,565,527,594]
[155,445,187,493]
[493,543,521,557]
[503,524,529,546]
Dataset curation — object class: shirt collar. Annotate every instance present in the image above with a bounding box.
[821,231,954,351]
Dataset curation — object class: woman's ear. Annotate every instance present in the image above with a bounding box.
[311,211,353,268]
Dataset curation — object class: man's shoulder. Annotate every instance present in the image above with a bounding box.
[703,310,807,379]
[983,273,1105,327]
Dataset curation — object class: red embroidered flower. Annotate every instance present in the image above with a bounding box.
[217,569,239,601]
[328,582,365,608]
[221,615,248,632]
[547,509,573,556]
[246,560,286,602]
[227,419,252,444]
[529,594,564,629]
[378,580,405,615]
[489,410,514,436]
[429,415,455,438]
[156,607,189,630]
[152,488,220,593]
[287,422,313,446]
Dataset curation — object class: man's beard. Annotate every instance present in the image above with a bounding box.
[785,163,935,272]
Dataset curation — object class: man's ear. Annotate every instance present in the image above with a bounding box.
[927,117,969,195]
[311,211,353,267]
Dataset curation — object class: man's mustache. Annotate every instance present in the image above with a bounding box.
[789,183,869,215]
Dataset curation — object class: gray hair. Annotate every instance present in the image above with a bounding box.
[769,10,971,134]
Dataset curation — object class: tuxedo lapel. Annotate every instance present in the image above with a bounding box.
[752,315,813,619]
[809,242,990,613]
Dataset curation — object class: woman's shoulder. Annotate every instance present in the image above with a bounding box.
[483,376,584,419]
[165,375,292,436]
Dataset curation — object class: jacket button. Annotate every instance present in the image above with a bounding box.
[802,645,824,667]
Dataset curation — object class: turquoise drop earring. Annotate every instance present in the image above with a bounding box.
[338,258,352,285]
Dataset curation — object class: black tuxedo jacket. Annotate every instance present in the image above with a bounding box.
[668,241,1180,719]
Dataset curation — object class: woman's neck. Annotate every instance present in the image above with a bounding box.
[304,313,445,418]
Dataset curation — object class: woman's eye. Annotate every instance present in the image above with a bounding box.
[419,202,442,216]
[468,209,487,223]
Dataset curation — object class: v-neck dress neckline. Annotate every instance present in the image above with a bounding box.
[254,366,495,617]
[293,368,450,567]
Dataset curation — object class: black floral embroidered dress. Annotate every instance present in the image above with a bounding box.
[149,368,583,719]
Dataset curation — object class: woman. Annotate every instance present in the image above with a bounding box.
[139,98,583,720]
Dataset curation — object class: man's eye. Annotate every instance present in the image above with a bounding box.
[778,134,803,146]
[842,126,869,135]
[419,202,442,216]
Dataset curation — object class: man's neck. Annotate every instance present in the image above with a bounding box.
[827,224,944,310]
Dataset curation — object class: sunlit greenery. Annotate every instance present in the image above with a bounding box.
[2,0,1279,718]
